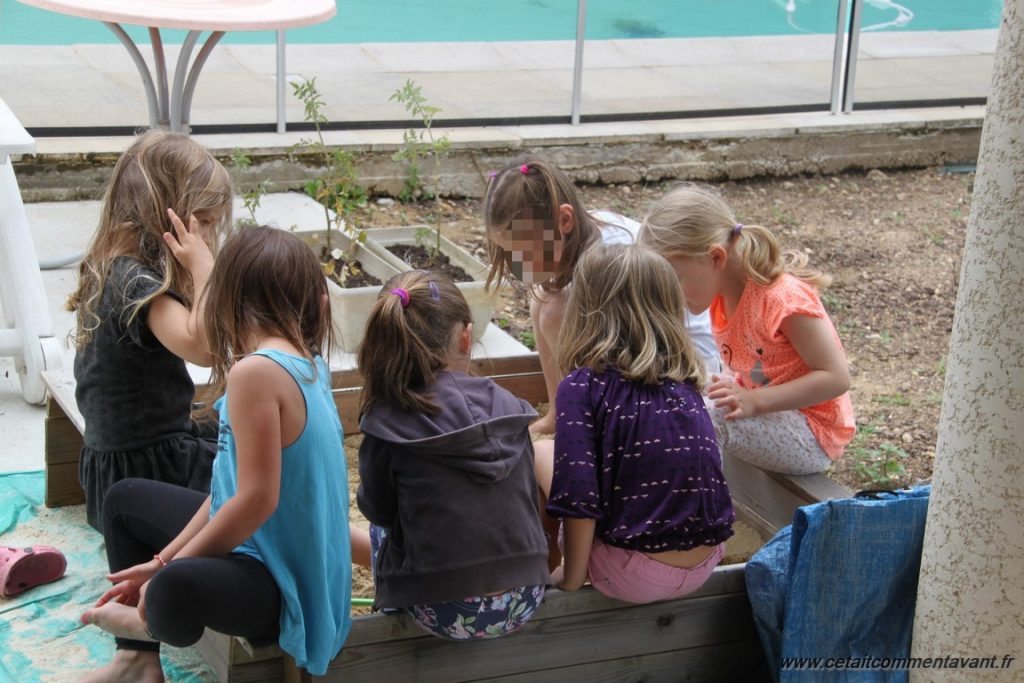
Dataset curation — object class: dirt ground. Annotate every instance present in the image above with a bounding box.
[347,166,971,496]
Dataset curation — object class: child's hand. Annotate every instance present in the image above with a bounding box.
[164,208,214,274]
[550,565,566,589]
[708,374,758,420]
[94,557,162,608]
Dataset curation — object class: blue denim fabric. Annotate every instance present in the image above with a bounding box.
[747,486,931,683]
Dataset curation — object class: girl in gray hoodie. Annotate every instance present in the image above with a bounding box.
[356,271,550,640]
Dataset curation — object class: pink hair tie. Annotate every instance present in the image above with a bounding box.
[519,164,529,174]
[390,288,410,308]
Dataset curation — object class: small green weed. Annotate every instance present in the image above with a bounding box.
[872,393,911,406]
[229,148,266,227]
[821,291,845,312]
[518,330,537,351]
[848,424,908,489]
[390,79,451,257]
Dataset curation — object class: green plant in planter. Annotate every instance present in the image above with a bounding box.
[390,79,450,257]
[229,147,267,228]
[291,77,369,282]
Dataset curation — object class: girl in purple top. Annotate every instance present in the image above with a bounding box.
[534,244,734,604]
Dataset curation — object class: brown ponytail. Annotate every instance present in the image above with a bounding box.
[357,271,472,416]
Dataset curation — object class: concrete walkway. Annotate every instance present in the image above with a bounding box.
[0,32,997,132]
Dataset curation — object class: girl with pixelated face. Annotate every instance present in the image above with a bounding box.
[484,159,721,435]
[356,271,550,641]
[640,183,855,475]
[80,227,355,680]
[534,243,734,603]
[67,130,233,530]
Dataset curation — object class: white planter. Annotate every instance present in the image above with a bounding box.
[362,226,497,342]
[293,228,402,353]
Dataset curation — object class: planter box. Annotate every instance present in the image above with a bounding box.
[293,229,403,353]
[362,226,497,343]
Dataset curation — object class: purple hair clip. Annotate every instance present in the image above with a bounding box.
[488,171,498,181]
[732,223,744,238]
[390,287,410,308]
[428,280,440,301]
[519,164,529,174]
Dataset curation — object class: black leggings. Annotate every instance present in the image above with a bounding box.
[101,478,281,652]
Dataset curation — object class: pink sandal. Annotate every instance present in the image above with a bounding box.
[0,545,67,598]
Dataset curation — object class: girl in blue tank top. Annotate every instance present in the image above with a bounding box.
[80,227,358,679]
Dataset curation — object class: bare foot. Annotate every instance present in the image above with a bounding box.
[79,650,164,683]
[81,602,157,642]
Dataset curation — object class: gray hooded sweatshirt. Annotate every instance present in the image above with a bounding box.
[357,370,551,608]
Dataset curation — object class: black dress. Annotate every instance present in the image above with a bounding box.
[74,256,215,531]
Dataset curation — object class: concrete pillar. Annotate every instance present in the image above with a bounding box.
[911,1,1024,680]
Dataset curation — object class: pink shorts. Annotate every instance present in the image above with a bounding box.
[585,540,725,604]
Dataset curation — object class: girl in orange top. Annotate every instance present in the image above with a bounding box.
[639,184,854,475]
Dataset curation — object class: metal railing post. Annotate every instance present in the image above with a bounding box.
[829,0,850,114]
[277,30,287,133]
[842,0,864,113]
[570,0,587,125]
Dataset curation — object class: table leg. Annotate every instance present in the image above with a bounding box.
[150,28,170,127]
[178,31,226,133]
[104,21,161,129]
[102,24,227,133]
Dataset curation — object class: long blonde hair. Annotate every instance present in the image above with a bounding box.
[559,244,705,389]
[202,226,334,402]
[483,158,603,294]
[67,131,233,346]
[358,271,472,416]
[639,183,830,288]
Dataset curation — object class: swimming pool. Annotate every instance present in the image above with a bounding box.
[0,0,1004,46]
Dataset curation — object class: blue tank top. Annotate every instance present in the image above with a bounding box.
[211,350,351,675]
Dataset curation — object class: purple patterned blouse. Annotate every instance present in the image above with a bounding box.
[547,367,735,552]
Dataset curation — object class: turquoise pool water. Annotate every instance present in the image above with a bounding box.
[0,0,1003,46]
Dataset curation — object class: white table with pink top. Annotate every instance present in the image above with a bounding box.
[16,0,336,132]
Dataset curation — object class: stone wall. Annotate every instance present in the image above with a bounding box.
[13,117,981,202]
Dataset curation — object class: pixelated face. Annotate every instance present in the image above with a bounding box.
[492,208,564,285]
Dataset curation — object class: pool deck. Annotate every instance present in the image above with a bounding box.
[0,32,996,475]
[0,32,997,133]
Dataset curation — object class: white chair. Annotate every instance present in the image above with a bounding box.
[0,98,62,404]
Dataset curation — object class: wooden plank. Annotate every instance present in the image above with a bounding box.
[332,387,361,434]
[329,355,542,391]
[733,503,779,543]
[41,369,84,434]
[723,455,814,534]
[44,461,85,507]
[318,591,758,683]
[198,630,291,683]
[226,565,750,669]
[771,469,851,504]
[489,372,547,406]
[484,639,767,683]
[44,413,83,465]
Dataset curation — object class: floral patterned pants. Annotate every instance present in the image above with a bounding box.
[369,525,545,640]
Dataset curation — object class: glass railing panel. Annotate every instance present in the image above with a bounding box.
[576,0,848,118]
[848,0,1001,108]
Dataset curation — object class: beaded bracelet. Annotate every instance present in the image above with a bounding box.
[153,554,168,568]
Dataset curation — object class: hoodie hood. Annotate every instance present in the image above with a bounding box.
[359,371,537,483]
